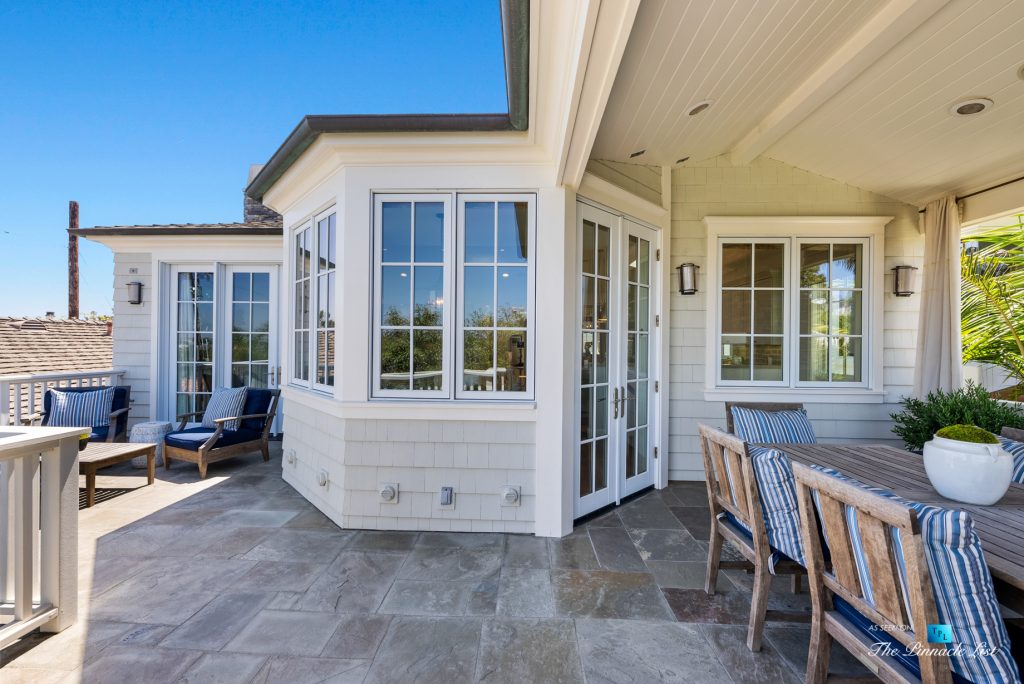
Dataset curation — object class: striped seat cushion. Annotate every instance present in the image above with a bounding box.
[201,387,248,431]
[811,466,1020,684]
[47,387,115,428]
[997,436,1024,484]
[730,406,817,444]
[717,446,806,571]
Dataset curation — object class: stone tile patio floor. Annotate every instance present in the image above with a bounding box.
[0,444,872,683]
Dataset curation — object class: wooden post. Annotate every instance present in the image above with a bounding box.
[68,201,79,319]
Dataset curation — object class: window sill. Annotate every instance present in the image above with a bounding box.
[281,386,537,421]
[702,387,887,404]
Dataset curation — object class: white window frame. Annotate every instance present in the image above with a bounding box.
[792,236,870,389]
[370,192,536,401]
[372,194,454,399]
[455,194,536,400]
[716,236,791,388]
[703,216,889,403]
[289,206,336,393]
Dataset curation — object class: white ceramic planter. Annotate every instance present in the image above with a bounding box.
[922,434,1012,506]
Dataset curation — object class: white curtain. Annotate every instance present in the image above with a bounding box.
[913,194,963,397]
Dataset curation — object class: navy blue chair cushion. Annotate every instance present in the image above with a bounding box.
[832,596,973,684]
[164,427,261,452]
[239,389,274,432]
[43,386,130,441]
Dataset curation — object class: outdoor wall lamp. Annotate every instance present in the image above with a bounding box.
[127,281,143,305]
[892,265,917,297]
[678,263,699,295]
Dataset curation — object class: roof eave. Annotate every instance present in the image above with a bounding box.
[245,0,530,202]
[70,226,283,237]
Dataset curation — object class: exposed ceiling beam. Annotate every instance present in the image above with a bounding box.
[729,0,951,166]
[557,0,641,189]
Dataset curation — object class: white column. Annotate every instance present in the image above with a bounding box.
[534,187,575,537]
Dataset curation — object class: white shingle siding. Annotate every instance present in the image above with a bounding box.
[667,155,922,480]
[111,252,153,427]
[282,399,536,533]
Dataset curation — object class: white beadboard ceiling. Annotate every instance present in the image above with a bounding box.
[591,0,1024,206]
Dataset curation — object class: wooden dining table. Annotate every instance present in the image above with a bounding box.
[768,442,1024,614]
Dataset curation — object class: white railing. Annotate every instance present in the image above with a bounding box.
[0,369,125,427]
[0,427,80,648]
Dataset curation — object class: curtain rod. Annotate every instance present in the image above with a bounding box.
[918,173,1024,214]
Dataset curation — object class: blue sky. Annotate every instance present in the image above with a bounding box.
[0,0,507,317]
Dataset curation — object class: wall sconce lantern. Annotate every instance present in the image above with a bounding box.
[678,263,699,295]
[892,265,917,297]
[127,281,143,305]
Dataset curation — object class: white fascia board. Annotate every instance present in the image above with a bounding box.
[556,0,641,189]
[730,0,951,165]
[80,234,282,256]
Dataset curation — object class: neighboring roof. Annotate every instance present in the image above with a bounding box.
[245,0,530,202]
[71,218,282,237]
[0,317,113,377]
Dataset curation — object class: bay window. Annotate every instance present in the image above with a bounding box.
[707,217,883,394]
[373,193,535,400]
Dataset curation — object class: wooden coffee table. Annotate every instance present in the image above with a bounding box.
[79,441,157,507]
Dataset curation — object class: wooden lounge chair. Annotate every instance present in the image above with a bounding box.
[31,385,132,442]
[699,424,808,651]
[164,388,280,479]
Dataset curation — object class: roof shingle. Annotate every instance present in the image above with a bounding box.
[0,317,114,377]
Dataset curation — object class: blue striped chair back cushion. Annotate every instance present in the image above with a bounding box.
[201,387,248,431]
[730,406,817,444]
[810,465,1020,684]
[47,387,115,428]
[997,436,1024,484]
[717,446,806,570]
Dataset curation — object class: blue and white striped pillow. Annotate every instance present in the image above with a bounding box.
[717,446,806,571]
[48,387,115,428]
[201,387,248,431]
[730,406,817,444]
[997,436,1024,484]
[811,466,1020,684]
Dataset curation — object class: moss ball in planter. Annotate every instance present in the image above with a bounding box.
[935,424,998,444]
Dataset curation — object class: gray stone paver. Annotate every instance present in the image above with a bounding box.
[0,444,831,682]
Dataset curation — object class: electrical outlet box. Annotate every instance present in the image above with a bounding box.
[439,486,455,508]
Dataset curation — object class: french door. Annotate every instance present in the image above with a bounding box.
[170,264,280,423]
[575,203,658,518]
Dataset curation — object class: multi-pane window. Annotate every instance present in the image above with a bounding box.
[720,241,786,382]
[291,210,335,390]
[716,237,869,387]
[373,193,534,399]
[316,214,337,386]
[460,200,529,396]
[176,272,215,415]
[798,241,864,383]
[293,225,312,382]
[378,199,448,394]
[231,272,270,388]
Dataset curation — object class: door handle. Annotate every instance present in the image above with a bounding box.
[611,386,619,419]
[620,385,627,418]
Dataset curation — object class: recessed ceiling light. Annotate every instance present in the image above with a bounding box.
[676,157,690,165]
[688,100,713,116]
[949,98,993,117]
[629,149,646,158]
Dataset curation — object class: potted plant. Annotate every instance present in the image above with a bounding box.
[923,424,1012,505]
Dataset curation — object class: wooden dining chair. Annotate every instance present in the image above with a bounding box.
[791,461,952,684]
[724,401,805,436]
[699,424,808,651]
